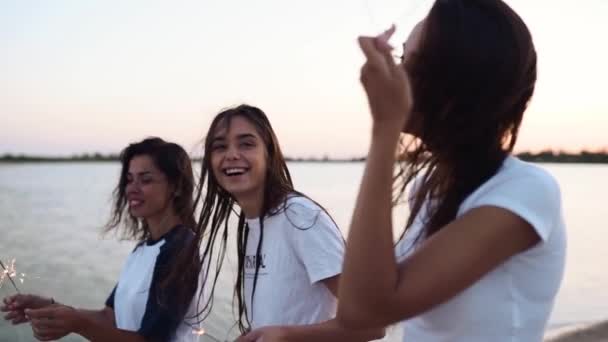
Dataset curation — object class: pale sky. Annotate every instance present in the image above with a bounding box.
[1,0,607,158]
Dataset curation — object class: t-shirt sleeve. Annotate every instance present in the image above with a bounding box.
[105,284,117,309]
[464,170,562,242]
[286,199,345,285]
[137,239,196,341]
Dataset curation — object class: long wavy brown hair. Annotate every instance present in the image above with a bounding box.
[106,137,199,321]
[395,0,537,241]
[192,104,299,333]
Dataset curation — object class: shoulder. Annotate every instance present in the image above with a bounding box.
[154,226,196,264]
[461,157,563,240]
[277,194,337,231]
[285,194,323,211]
[163,226,195,247]
[470,157,561,202]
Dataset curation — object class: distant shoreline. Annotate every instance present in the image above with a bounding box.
[1,151,607,164]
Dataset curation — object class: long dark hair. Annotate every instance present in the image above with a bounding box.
[106,137,199,319]
[396,0,537,241]
[193,104,298,333]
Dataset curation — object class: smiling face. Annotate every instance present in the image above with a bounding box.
[125,154,174,221]
[209,115,268,203]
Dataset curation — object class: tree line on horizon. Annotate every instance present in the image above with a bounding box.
[1,150,608,164]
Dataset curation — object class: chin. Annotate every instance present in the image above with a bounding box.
[129,208,146,219]
[226,188,250,198]
[224,185,256,199]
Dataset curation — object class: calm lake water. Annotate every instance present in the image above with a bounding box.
[1,162,606,341]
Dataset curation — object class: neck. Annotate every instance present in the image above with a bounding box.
[237,190,264,219]
[146,210,181,240]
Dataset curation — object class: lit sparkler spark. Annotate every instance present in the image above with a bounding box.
[0,258,21,293]
[191,327,223,341]
[192,328,205,336]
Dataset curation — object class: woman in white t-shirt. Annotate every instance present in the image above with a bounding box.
[335,1,566,342]
[193,104,383,341]
[1,138,203,342]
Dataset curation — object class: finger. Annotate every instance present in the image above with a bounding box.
[12,315,30,325]
[31,318,45,329]
[375,38,399,71]
[9,294,28,309]
[33,330,59,342]
[375,25,395,55]
[3,295,18,308]
[33,317,64,330]
[34,323,65,335]
[5,310,21,320]
[31,318,53,329]
[358,36,389,74]
[376,24,396,48]
[25,307,53,319]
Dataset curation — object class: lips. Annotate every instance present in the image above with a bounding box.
[223,167,248,176]
[129,199,143,208]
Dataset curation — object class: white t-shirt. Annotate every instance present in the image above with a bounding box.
[106,226,202,342]
[244,195,345,329]
[396,156,567,342]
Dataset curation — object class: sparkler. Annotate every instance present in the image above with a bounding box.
[364,0,429,31]
[0,259,20,293]
[191,327,224,341]
[1,258,222,340]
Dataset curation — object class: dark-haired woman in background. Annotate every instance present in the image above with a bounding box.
[2,137,202,342]
[337,1,566,341]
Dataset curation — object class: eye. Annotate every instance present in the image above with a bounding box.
[240,140,256,148]
[211,143,227,151]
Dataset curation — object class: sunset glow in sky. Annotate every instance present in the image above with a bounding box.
[1,0,606,157]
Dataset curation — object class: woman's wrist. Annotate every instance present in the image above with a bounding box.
[71,308,88,335]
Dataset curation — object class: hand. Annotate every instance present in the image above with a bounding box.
[27,304,79,341]
[235,326,289,342]
[358,25,413,131]
[1,294,54,325]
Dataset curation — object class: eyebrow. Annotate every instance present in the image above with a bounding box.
[127,171,154,177]
[211,133,258,142]
[236,133,257,140]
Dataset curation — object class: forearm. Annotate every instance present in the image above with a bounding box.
[283,318,384,342]
[338,124,402,325]
[75,309,146,342]
[75,308,114,329]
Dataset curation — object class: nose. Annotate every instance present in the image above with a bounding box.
[126,180,140,195]
[226,144,240,160]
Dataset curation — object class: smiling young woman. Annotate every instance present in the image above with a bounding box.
[192,104,383,342]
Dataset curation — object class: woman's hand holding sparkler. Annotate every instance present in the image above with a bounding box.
[358,24,412,133]
[1,294,54,324]
[26,304,78,341]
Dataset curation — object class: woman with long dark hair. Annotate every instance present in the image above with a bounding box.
[193,104,382,341]
[2,137,202,342]
[336,1,566,341]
